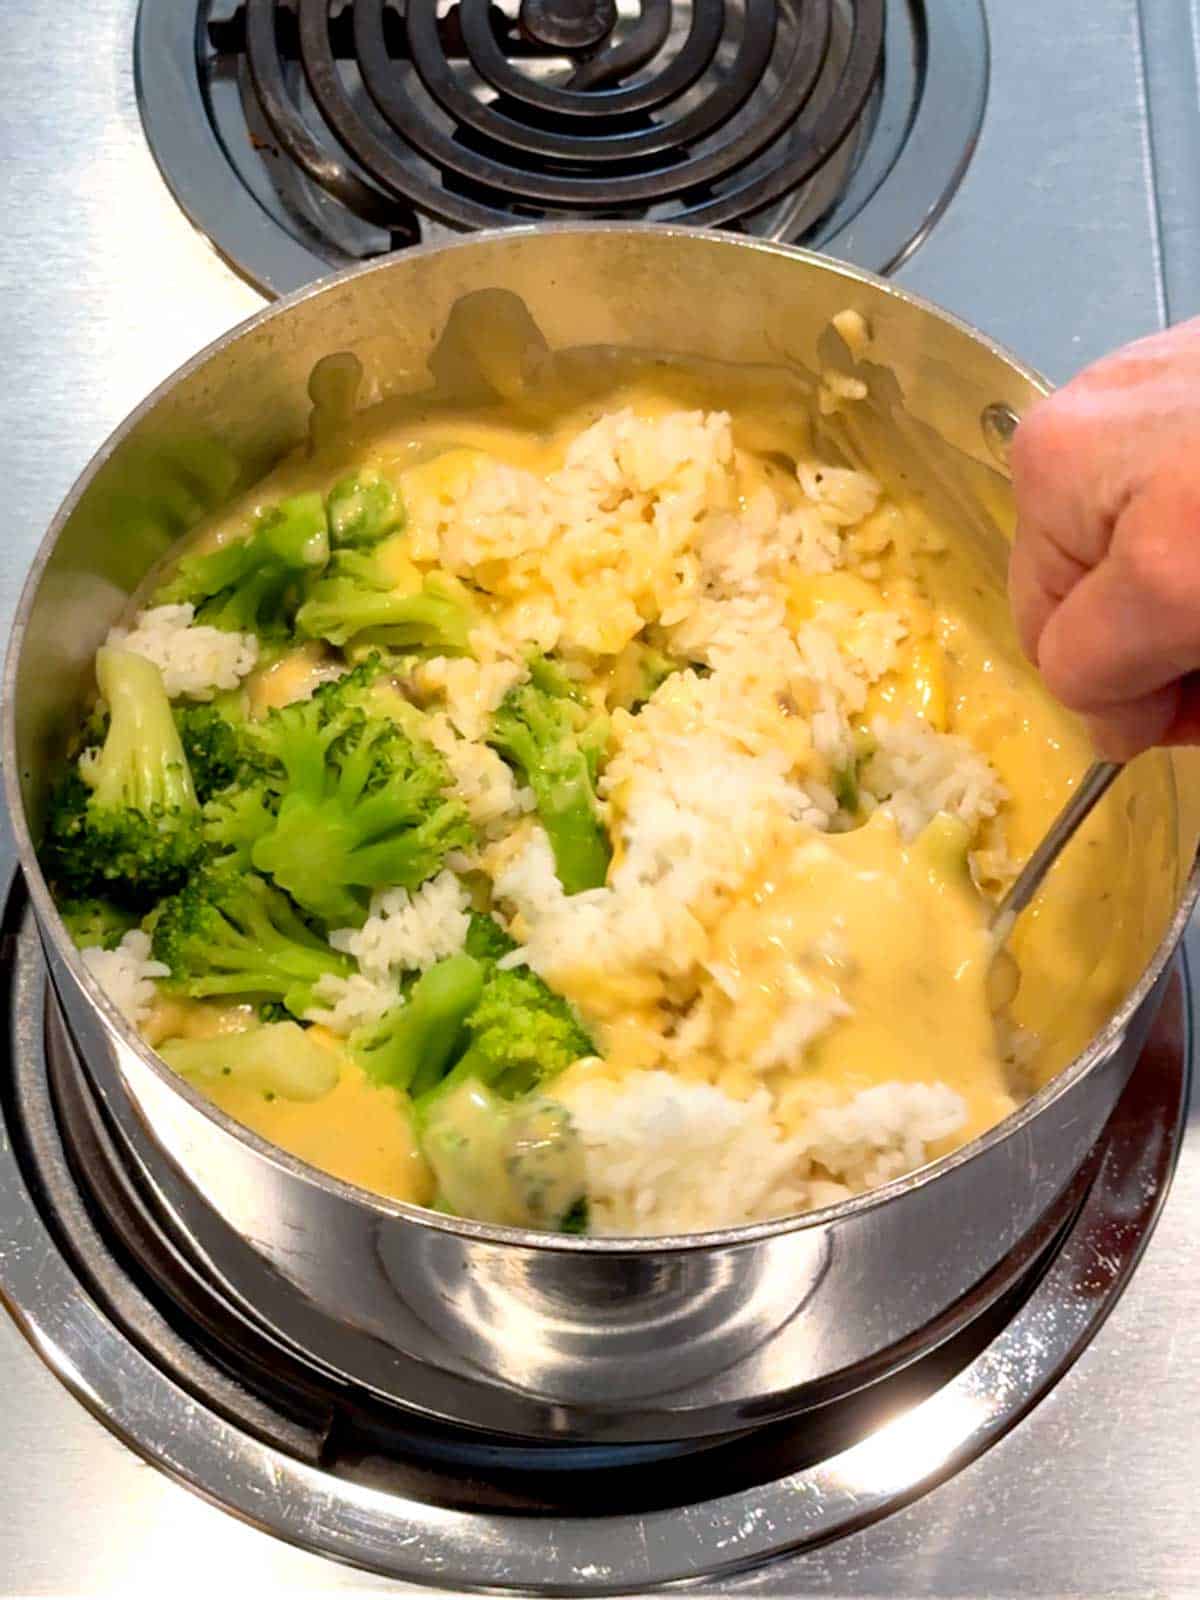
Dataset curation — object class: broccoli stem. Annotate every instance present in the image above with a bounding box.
[160,1021,340,1102]
[489,673,611,895]
[86,648,197,813]
[421,1080,587,1231]
[351,953,484,1093]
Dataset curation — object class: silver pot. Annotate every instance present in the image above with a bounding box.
[6,226,1199,1444]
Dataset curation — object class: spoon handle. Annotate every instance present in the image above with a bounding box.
[991,760,1124,934]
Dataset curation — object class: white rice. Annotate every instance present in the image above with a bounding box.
[107,604,258,701]
[552,1071,966,1235]
[303,971,400,1035]
[750,981,854,1072]
[862,714,1004,839]
[796,464,881,525]
[802,1081,968,1190]
[330,869,470,980]
[81,929,168,1027]
[409,651,528,743]
[495,722,821,986]
[425,714,536,837]
[388,402,1014,1230]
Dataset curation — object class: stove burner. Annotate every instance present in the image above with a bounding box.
[229,0,881,230]
[519,0,620,52]
[135,0,989,295]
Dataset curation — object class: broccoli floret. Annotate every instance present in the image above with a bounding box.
[174,702,243,803]
[155,492,329,637]
[349,952,484,1094]
[296,554,472,653]
[151,865,352,1015]
[488,663,611,894]
[832,762,859,814]
[606,640,681,712]
[42,647,204,907]
[421,1080,588,1232]
[160,1021,339,1102]
[421,963,593,1109]
[243,676,473,927]
[58,897,139,951]
[327,469,403,548]
[463,910,517,968]
[256,999,293,1024]
[527,653,584,701]
[201,781,277,867]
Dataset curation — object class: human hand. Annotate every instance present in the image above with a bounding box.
[1008,318,1200,759]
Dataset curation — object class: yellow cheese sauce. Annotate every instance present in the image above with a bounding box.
[140,354,1177,1212]
[205,1050,432,1205]
[704,813,1016,1143]
[146,994,432,1202]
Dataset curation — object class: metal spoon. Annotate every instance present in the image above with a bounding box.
[991,761,1124,943]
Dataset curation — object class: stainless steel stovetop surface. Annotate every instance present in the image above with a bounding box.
[3,1,1200,1593]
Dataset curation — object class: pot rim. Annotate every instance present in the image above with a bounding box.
[6,221,1196,1254]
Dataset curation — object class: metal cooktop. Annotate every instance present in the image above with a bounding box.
[4,0,1200,1593]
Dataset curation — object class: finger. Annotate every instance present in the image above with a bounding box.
[1082,682,1180,760]
[1035,490,1200,713]
[1010,394,1123,575]
[1160,674,1200,746]
[1007,521,1090,663]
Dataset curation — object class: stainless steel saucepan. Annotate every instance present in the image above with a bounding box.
[5,226,1197,1444]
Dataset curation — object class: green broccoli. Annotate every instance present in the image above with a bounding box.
[558,1196,590,1234]
[488,662,611,894]
[256,999,294,1024]
[155,492,330,637]
[422,1080,588,1232]
[159,1021,339,1102]
[243,673,473,927]
[326,469,403,548]
[295,554,472,653]
[463,910,518,968]
[174,702,243,803]
[201,781,277,867]
[58,897,140,951]
[42,647,204,907]
[606,640,681,712]
[151,865,352,1015]
[421,962,593,1109]
[915,811,974,887]
[349,952,485,1094]
[832,762,859,815]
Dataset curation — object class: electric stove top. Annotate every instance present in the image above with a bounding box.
[3,0,1200,1593]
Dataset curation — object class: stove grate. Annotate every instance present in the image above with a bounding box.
[216,0,882,229]
[136,0,988,294]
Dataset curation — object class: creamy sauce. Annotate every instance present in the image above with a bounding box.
[725,816,1015,1144]
[245,639,343,716]
[144,345,1176,1202]
[203,1035,432,1204]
